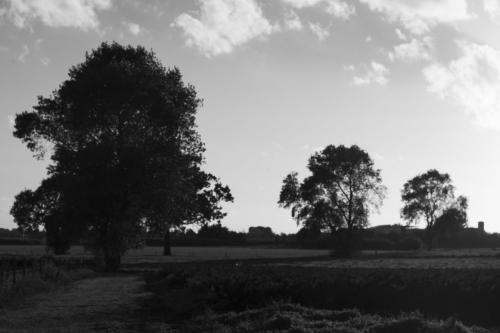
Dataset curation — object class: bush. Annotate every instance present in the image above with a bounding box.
[362,238,396,251]
[395,237,422,251]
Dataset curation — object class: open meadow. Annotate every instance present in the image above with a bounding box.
[0,245,330,264]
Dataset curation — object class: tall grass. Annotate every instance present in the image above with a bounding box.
[146,262,500,327]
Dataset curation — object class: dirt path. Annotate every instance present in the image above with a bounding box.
[0,275,164,333]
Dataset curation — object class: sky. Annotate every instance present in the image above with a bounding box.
[1,0,500,234]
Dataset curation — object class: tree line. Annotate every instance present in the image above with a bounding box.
[10,42,471,270]
[279,145,469,252]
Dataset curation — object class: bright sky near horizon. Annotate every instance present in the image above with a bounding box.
[1,0,500,233]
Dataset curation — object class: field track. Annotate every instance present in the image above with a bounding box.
[0,274,161,332]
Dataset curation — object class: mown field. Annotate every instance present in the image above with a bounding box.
[4,245,500,268]
[0,245,330,263]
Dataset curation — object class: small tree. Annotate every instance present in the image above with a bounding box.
[401,169,466,249]
[278,145,386,254]
[145,168,233,255]
[434,196,468,236]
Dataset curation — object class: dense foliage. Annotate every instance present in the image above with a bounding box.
[401,170,468,249]
[279,145,386,254]
[11,42,232,270]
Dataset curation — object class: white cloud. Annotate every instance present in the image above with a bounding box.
[173,0,274,57]
[423,41,500,129]
[365,35,372,42]
[309,22,330,40]
[282,0,355,19]
[358,0,471,35]
[17,44,29,63]
[395,28,407,40]
[352,61,390,86]
[388,37,432,63]
[0,0,111,31]
[324,0,356,19]
[123,21,141,35]
[484,0,500,19]
[284,10,303,30]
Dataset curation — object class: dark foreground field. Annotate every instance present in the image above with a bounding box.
[2,247,500,332]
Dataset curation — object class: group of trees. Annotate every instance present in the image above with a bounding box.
[279,145,469,252]
[10,42,472,269]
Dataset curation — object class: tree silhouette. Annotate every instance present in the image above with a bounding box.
[278,145,386,254]
[144,167,232,255]
[401,169,465,249]
[11,42,231,270]
[433,196,468,236]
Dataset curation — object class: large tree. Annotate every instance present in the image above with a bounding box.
[11,42,231,270]
[401,169,465,248]
[278,145,386,253]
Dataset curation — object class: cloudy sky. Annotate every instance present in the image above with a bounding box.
[1,0,500,233]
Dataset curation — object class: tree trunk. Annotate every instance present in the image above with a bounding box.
[426,227,434,250]
[346,225,353,257]
[163,228,171,256]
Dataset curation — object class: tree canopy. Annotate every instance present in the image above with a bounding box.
[401,169,457,229]
[433,196,468,235]
[11,42,232,270]
[401,169,467,248]
[278,145,386,251]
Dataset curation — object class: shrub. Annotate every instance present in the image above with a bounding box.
[395,237,422,251]
[362,238,396,251]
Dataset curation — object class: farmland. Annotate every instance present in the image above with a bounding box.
[3,246,500,332]
[0,245,330,263]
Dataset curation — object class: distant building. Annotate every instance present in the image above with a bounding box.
[464,221,486,234]
[247,226,275,243]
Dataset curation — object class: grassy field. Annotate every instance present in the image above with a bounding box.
[283,256,500,269]
[4,245,500,331]
[4,245,500,268]
[0,245,330,263]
